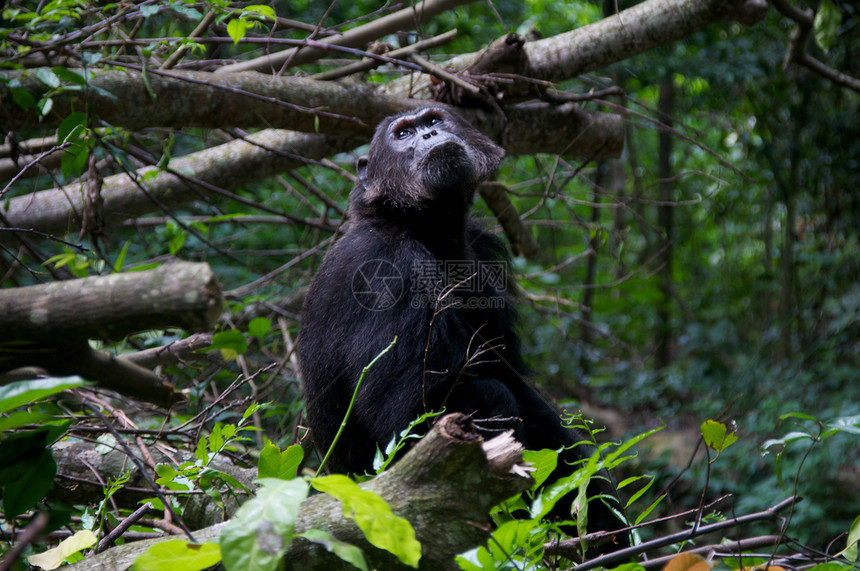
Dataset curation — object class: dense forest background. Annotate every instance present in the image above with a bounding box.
[1,0,858,569]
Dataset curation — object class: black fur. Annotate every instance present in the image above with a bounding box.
[299,107,626,547]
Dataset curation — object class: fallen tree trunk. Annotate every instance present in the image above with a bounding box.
[0,262,221,407]
[0,261,221,343]
[67,414,534,571]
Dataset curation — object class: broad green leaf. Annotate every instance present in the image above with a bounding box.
[140,4,159,17]
[10,86,37,109]
[35,68,61,88]
[311,474,421,568]
[61,141,89,177]
[298,529,368,571]
[248,317,272,339]
[219,478,309,571]
[52,66,87,85]
[522,448,558,490]
[28,530,97,570]
[0,410,54,433]
[57,112,86,143]
[227,19,249,44]
[242,5,275,19]
[258,443,303,480]
[0,377,88,414]
[207,330,247,360]
[3,447,56,518]
[490,519,539,557]
[131,539,221,571]
[700,420,738,453]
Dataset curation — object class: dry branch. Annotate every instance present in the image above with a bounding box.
[479,182,540,259]
[66,414,533,571]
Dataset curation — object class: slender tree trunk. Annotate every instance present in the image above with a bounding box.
[780,152,799,361]
[579,161,606,376]
[778,85,809,361]
[655,79,675,370]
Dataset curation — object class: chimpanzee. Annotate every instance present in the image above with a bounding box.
[299,106,626,546]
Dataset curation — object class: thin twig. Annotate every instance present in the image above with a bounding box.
[97,502,152,551]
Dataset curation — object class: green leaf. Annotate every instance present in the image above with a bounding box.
[780,411,819,422]
[131,539,221,571]
[814,0,841,52]
[207,330,248,360]
[298,529,368,571]
[258,443,304,480]
[242,5,275,19]
[61,141,90,178]
[522,448,558,490]
[0,377,88,414]
[3,447,57,518]
[10,86,37,110]
[227,19,249,44]
[847,513,860,548]
[247,317,272,340]
[0,410,54,433]
[219,478,309,571]
[827,414,860,436]
[52,66,87,85]
[57,111,87,143]
[700,419,738,453]
[37,96,53,117]
[634,493,667,526]
[28,530,97,570]
[35,68,61,88]
[311,474,421,568]
[113,240,130,272]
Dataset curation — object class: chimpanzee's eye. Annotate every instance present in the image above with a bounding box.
[427,116,442,126]
[395,128,413,140]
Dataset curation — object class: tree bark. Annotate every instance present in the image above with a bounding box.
[0,131,358,245]
[66,414,533,571]
[0,261,221,343]
[520,0,750,83]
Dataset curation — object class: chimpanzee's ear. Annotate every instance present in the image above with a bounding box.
[356,156,368,185]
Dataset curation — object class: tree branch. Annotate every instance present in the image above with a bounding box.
[214,0,476,75]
